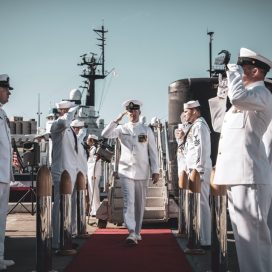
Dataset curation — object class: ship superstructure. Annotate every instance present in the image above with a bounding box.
[76,25,109,136]
[45,25,109,138]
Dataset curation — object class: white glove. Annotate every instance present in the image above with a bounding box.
[227,63,244,76]
[114,111,127,123]
[217,73,228,99]
[227,63,241,72]
[175,128,185,139]
[226,64,244,87]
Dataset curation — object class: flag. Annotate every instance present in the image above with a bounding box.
[12,151,21,170]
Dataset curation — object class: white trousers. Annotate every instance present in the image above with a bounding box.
[200,170,211,246]
[177,152,186,175]
[228,184,272,272]
[52,176,77,248]
[119,177,148,235]
[87,169,101,216]
[186,169,211,246]
[0,182,10,259]
[52,177,61,248]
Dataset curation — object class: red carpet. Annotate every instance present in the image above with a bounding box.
[65,228,192,272]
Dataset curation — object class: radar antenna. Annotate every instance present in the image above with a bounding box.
[78,25,108,106]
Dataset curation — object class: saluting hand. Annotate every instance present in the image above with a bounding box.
[152,173,159,184]
[114,111,127,124]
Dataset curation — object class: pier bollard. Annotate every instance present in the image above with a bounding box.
[76,171,91,238]
[184,169,205,255]
[58,170,77,256]
[177,170,188,237]
[36,166,55,272]
[210,168,228,271]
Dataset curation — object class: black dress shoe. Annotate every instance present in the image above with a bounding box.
[201,245,211,250]
[72,242,79,249]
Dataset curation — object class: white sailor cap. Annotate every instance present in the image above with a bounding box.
[46,113,55,118]
[184,100,200,110]
[0,74,13,90]
[237,48,272,72]
[56,100,75,109]
[71,119,84,127]
[150,116,159,126]
[122,99,142,111]
[87,134,98,141]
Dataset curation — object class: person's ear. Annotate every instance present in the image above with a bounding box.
[252,67,258,76]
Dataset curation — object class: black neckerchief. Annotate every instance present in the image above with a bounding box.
[71,127,78,153]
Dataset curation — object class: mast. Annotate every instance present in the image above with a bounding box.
[36,93,42,131]
[207,31,214,77]
[78,25,108,107]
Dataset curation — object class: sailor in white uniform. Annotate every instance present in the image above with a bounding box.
[70,119,88,180]
[263,78,272,165]
[213,48,272,272]
[181,100,212,247]
[50,100,79,249]
[175,113,191,176]
[102,99,159,245]
[86,134,102,216]
[262,78,272,242]
[0,74,15,270]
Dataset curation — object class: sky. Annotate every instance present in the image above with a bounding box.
[1,0,272,129]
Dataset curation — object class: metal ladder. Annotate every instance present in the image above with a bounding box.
[107,120,171,225]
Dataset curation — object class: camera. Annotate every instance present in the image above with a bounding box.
[96,139,114,163]
[23,142,40,167]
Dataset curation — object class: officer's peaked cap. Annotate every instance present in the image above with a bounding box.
[122,99,142,111]
[237,48,272,72]
[0,74,13,90]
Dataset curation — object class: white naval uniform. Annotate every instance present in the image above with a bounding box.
[76,127,88,213]
[77,128,88,179]
[211,91,272,242]
[175,125,188,175]
[0,105,13,260]
[263,121,272,165]
[45,120,53,166]
[176,122,192,175]
[262,121,272,243]
[182,117,212,246]
[102,121,159,235]
[176,139,186,175]
[50,106,79,248]
[213,65,272,272]
[87,145,102,216]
